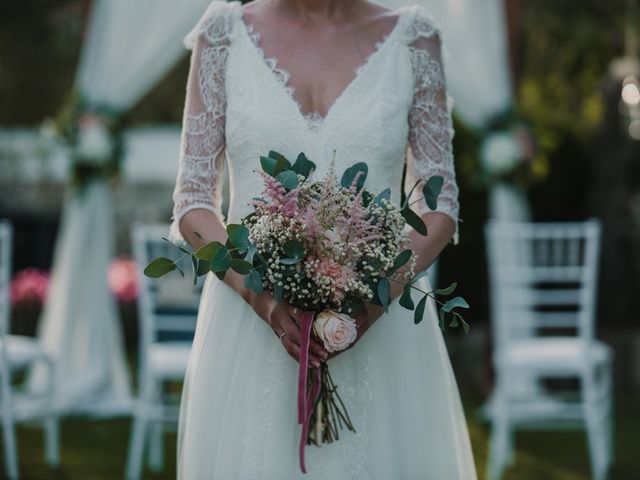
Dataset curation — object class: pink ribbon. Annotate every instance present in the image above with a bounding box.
[298,311,321,474]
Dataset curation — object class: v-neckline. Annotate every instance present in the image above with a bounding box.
[237,6,406,133]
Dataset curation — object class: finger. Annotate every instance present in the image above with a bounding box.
[282,337,323,368]
[288,306,304,325]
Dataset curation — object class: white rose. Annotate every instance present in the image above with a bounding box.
[480,131,522,175]
[77,122,113,164]
[313,310,357,353]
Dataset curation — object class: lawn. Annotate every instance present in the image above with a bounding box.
[5,394,638,479]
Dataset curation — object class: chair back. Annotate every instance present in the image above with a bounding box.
[131,223,204,345]
[485,219,601,350]
[0,221,11,339]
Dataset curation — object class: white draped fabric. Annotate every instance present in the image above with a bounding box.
[30,0,213,415]
[378,0,530,221]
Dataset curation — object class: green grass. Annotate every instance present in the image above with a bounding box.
[4,395,638,479]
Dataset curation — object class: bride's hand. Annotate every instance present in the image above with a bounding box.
[289,304,384,362]
[249,292,328,367]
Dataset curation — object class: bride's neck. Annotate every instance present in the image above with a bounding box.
[275,0,363,23]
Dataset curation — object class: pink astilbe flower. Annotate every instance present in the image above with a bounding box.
[252,171,301,218]
[10,268,49,307]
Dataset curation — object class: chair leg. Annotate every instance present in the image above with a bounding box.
[147,420,164,472]
[125,404,148,480]
[583,369,609,480]
[487,412,511,480]
[1,408,19,480]
[147,380,164,472]
[43,415,59,467]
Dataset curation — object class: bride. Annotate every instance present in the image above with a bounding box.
[170,0,477,477]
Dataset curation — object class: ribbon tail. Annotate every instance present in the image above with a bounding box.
[298,311,315,473]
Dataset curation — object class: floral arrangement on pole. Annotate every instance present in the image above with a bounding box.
[41,90,124,190]
[466,108,548,189]
[144,151,469,473]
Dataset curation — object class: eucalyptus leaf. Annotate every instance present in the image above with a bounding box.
[268,150,291,175]
[162,236,190,254]
[399,286,415,310]
[244,269,263,294]
[340,162,368,191]
[260,155,277,176]
[462,319,470,334]
[423,176,444,211]
[283,239,304,259]
[230,258,252,275]
[441,296,470,313]
[373,188,391,207]
[195,240,222,261]
[227,224,250,250]
[210,245,231,272]
[401,207,427,236]
[274,283,284,303]
[291,152,315,178]
[144,257,176,278]
[414,295,427,324]
[438,309,446,331]
[196,259,210,276]
[377,277,391,311]
[449,316,460,328]
[434,282,457,296]
[391,249,412,274]
[191,256,198,285]
[276,170,299,190]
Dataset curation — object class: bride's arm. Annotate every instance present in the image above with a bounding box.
[171,24,327,365]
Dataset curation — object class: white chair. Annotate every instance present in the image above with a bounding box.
[126,223,202,480]
[0,220,60,479]
[485,219,613,480]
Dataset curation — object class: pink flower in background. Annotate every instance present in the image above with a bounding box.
[10,268,50,307]
[108,256,139,303]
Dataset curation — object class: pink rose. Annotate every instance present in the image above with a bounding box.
[313,310,357,353]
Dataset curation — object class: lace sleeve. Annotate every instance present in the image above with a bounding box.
[404,9,460,244]
[168,1,233,245]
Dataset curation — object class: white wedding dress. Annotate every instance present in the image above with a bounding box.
[170,1,477,478]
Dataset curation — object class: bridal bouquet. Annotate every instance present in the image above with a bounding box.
[145,151,469,473]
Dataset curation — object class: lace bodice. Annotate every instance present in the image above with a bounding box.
[170,0,460,245]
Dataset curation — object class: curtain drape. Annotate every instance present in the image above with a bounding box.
[30,0,212,414]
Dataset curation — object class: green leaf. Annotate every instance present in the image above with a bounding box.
[194,240,223,261]
[282,239,304,261]
[227,224,250,250]
[390,249,412,274]
[196,259,210,276]
[377,277,391,311]
[244,269,263,294]
[210,245,231,272]
[230,258,252,275]
[434,282,457,296]
[438,309,446,331]
[340,162,368,191]
[162,236,190,254]
[274,283,284,303]
[401,207,428,236]
[291,152,315,178]
[423,176,444,211]
[144,257,176,278]
[276,170,298,190]
[342,297,365,313]
[449,316,459,328]
[414,295,427,324]
[260,155,277,176]
[373,188,391,207]
[399,286,415,310]
[462,318,470,334]
[214,270,226,281]
[279,257,302,265]
[245,244,257,264]
[191,256,198,285]
[403,180,421,209]
[268,150,291,175]
[441,296,470,313]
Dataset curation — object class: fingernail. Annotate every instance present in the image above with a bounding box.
[311,360,320,368]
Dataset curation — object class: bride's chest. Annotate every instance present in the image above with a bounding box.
[223,35,415,169]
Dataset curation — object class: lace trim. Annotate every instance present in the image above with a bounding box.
[239,9,407,133]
